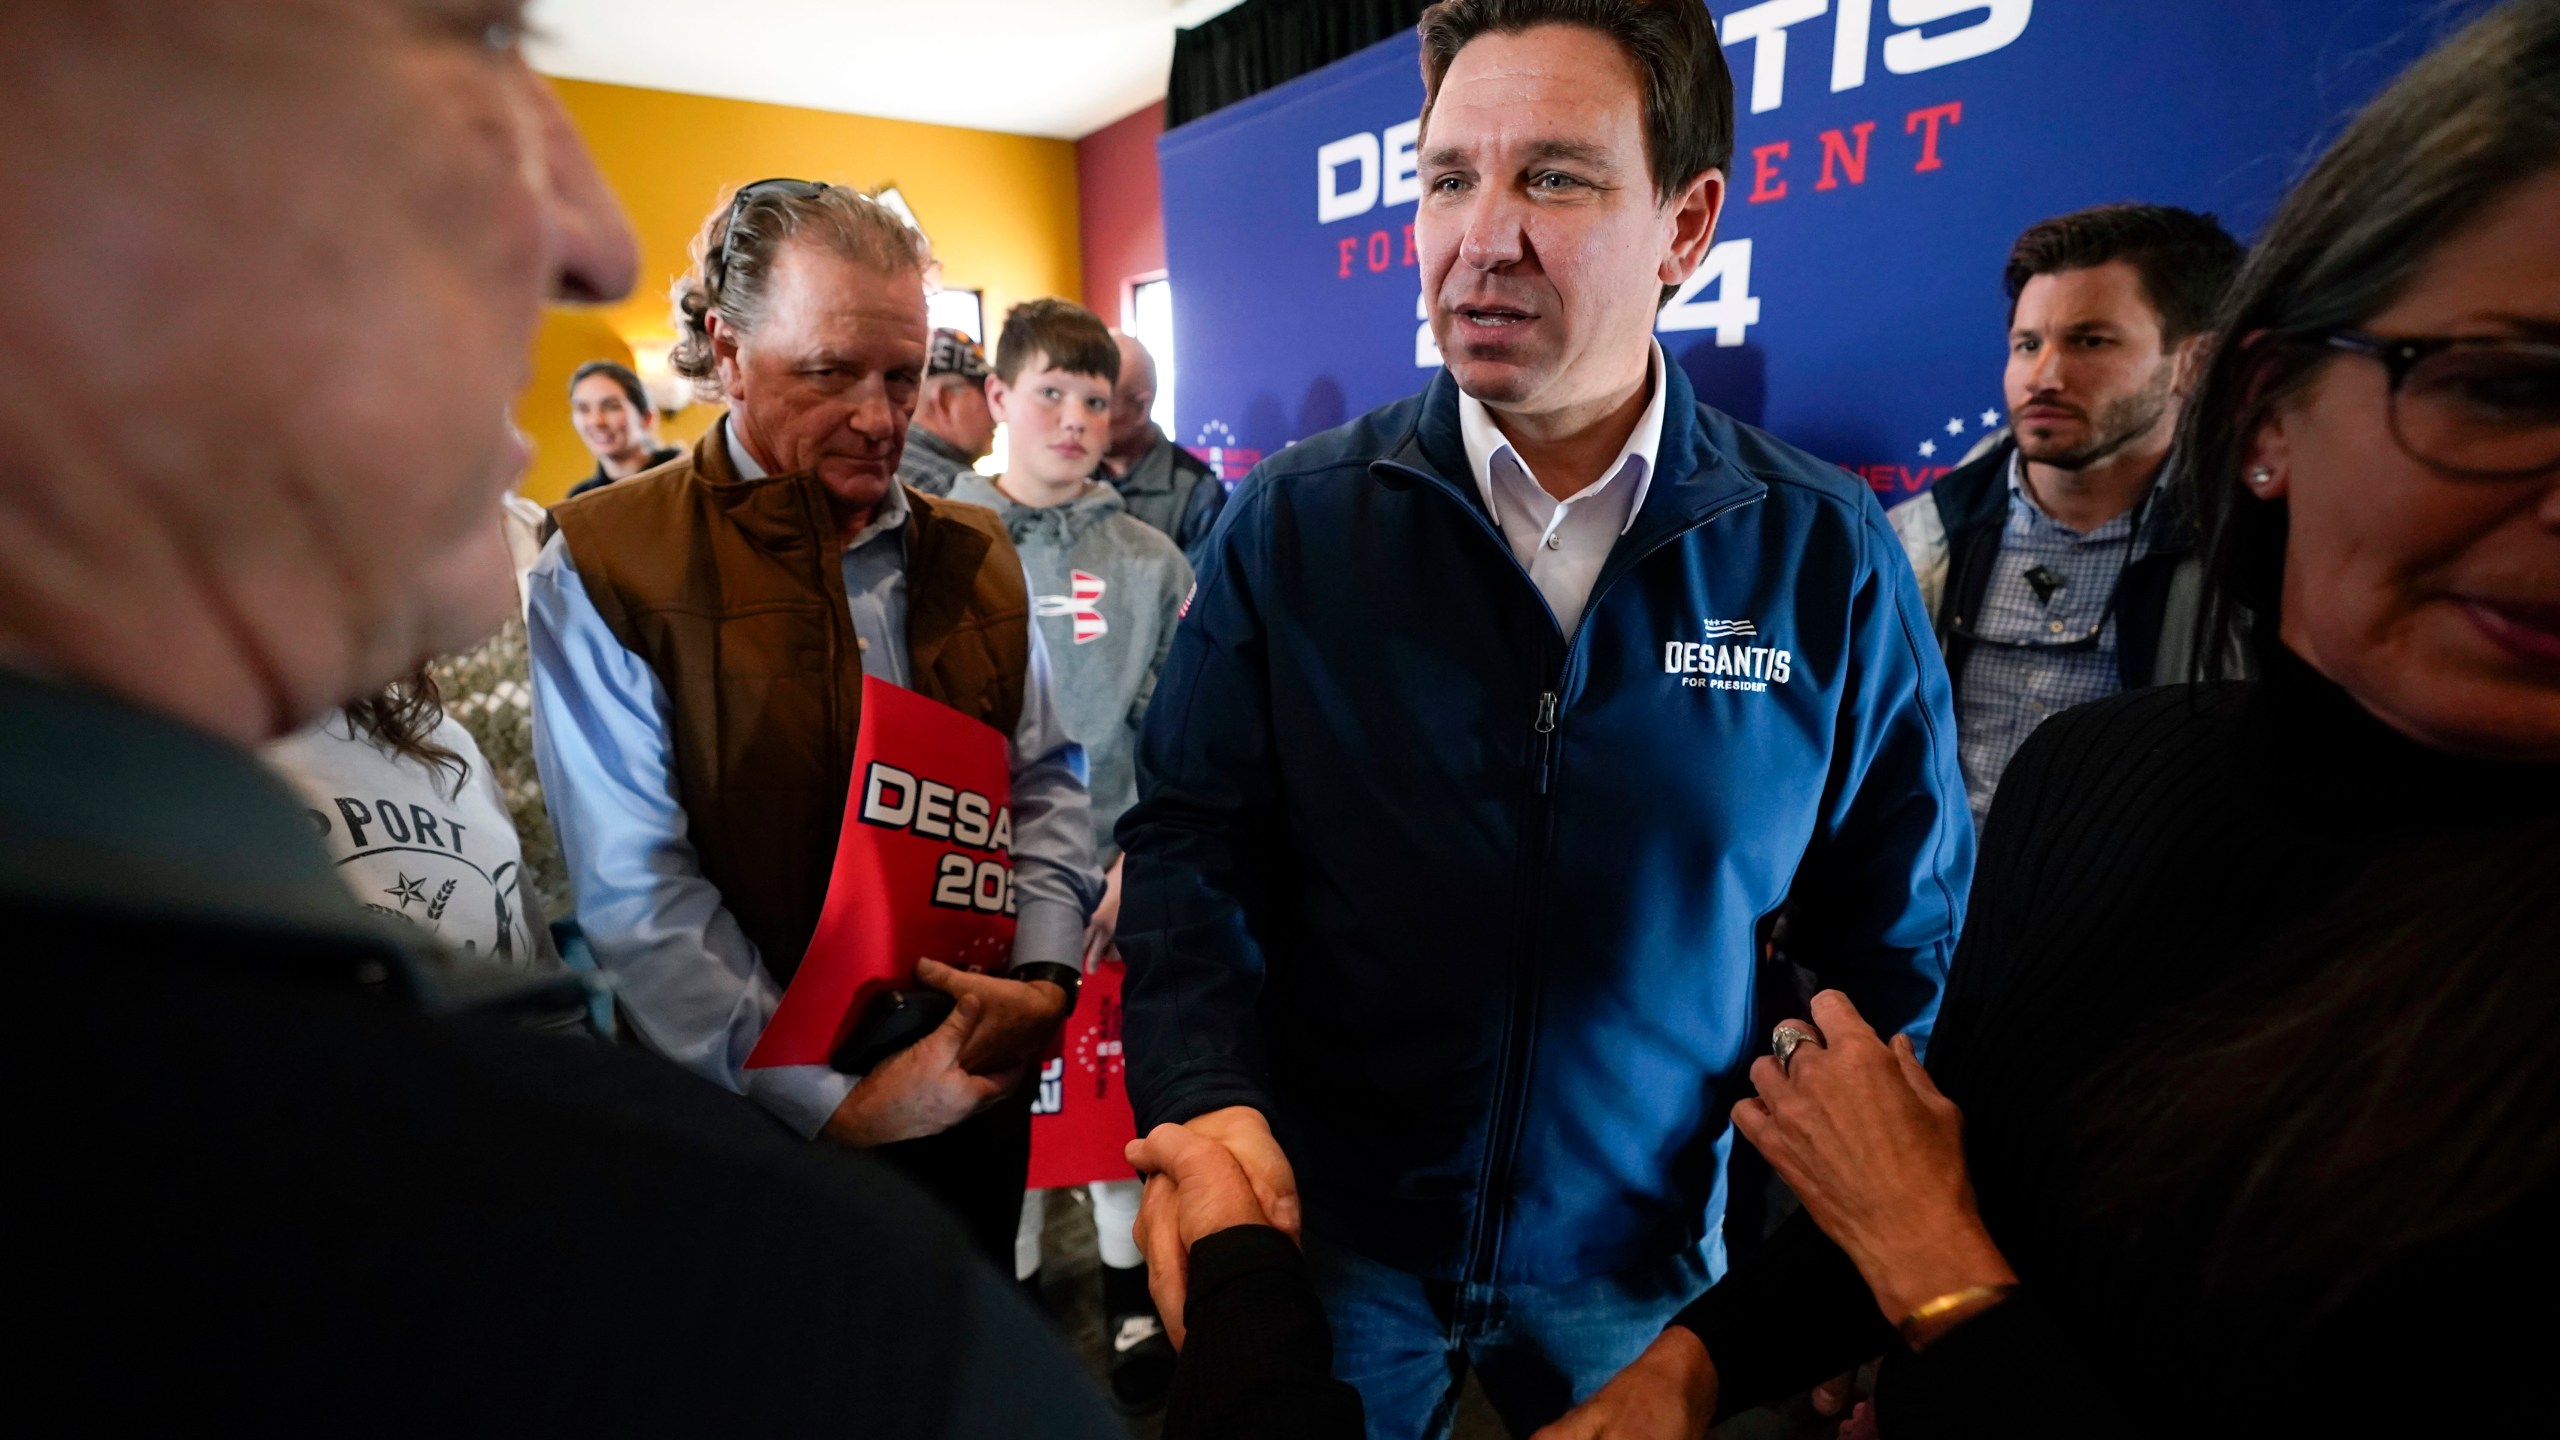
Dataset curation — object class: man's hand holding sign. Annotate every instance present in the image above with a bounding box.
[754,677,1077,1148]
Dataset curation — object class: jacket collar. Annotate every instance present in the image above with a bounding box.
[0,669,373,936]
[903,422,977,474]
[1939,436,2193,558]
[700,417,913,554]
[1457,341,1670,537]
[1376,361,1762,553]
[1106,428,1183,496]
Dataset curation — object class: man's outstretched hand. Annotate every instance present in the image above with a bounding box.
[917,957,1070,1076]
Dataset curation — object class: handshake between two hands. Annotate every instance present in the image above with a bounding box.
[1121,1106,1729,1439]
[1122,993,2005,1440]
[1122,1106,1302,1349]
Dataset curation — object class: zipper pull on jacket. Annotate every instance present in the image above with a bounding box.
[1533,691,1560,794]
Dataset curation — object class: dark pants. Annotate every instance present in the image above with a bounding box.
[871,1085,1035,1268]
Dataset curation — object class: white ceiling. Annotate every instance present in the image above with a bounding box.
[527,0,1251,140]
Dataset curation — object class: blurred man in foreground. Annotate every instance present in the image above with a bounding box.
[0,5,1115,1432]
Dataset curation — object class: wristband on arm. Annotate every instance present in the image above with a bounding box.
[1011,960,1081,1014]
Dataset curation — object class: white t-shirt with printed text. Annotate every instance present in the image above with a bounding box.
[265,712,556,968]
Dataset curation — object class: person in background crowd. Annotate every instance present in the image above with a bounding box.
[1099,330,1226,565]
[1544,4,2560,1435]
[564,359,679,498]
[898,327,999,497]
[528,180,1102,1264]
[1117,2,1969,1435]
[266,666,562,974]
[950,298,1192,1412]
[1888,205,2245,823]
[1,3,1119,1433]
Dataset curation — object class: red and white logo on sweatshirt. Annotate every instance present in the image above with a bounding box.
[1036,570,1109,644]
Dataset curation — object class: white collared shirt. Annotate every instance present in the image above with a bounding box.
[1458,341,1669,636]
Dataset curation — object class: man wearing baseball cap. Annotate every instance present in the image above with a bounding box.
[898,327,997,498]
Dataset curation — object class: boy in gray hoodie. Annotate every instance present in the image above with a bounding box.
[948,299,1190,1411]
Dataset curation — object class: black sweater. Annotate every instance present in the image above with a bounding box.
[1167,1227,1366,1440]
[1676,647,2560,1434]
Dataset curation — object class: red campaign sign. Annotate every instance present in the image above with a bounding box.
[1027,957,1139,1189]
[748,676,1016,1069]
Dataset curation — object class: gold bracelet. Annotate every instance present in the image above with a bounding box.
[1894,1283,2016,1348]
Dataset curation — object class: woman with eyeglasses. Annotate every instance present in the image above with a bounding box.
[1537,4,2560,1437]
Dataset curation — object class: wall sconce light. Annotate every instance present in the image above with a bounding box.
[627,338,692,416]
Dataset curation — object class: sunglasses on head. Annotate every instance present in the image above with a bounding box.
[712,178,830,285]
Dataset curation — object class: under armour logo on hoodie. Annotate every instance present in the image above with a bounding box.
[1036,570,1109,644]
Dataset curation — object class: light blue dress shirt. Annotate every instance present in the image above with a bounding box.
[526,422,1099,1138]
[1954,453,2147,823]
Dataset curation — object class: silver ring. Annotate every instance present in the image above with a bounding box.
[1772,1022,1823,1075]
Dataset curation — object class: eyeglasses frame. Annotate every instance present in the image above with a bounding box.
[2315,328,2560,479]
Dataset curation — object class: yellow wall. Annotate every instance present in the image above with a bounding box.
[514,77,1083,504]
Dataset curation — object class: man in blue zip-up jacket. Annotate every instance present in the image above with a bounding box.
[1119,5,1971,1434]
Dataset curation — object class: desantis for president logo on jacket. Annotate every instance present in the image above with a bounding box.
[1666,617,1794,694]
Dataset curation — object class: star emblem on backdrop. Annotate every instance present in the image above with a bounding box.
[385,873,427,909]
[1916,405,2007,460]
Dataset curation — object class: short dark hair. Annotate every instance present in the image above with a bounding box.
[993,298,1119,386]
[1418,0,1735,205]
[2002,204,2246,343]
[568,360,650,416]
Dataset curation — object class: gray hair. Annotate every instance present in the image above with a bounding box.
[2182,0,2560,681]
[668,183,929,401]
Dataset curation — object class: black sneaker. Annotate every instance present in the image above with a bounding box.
[1101,1263,1175,1413]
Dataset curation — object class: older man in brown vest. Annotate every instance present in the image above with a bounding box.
[529,182,1100,1261]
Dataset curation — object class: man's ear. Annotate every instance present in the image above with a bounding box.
[1658,167,1726,290]
[707,313,747,402]
[983,373,1013,425]
[2171,330,2214,400]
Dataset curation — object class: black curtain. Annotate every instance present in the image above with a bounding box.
[1167,0,1437,129]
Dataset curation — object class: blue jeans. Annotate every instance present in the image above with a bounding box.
[1304,1233,1722,1440]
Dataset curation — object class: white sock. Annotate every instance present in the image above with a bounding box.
[1014,1188,1046,1281]
[1091,1177,1143,1271]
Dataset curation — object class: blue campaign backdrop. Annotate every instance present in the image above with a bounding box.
[1158,0,2453,501]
